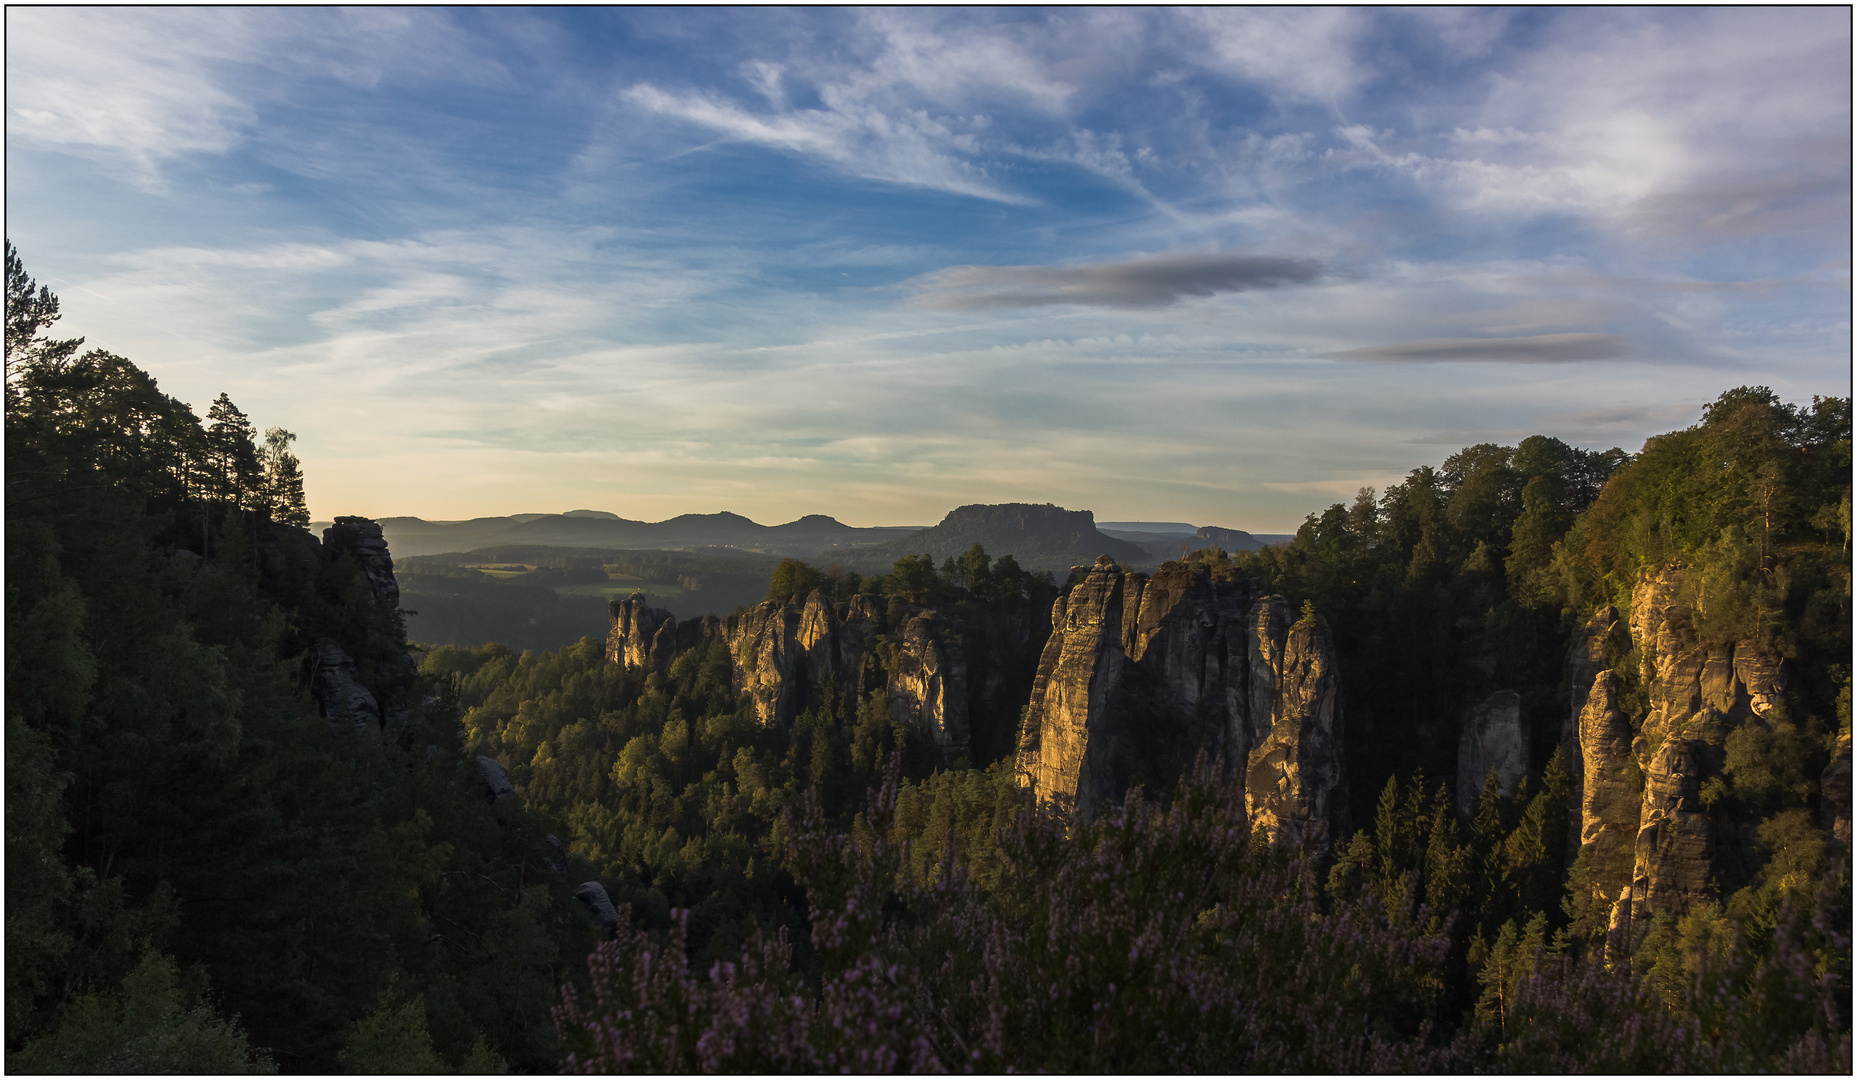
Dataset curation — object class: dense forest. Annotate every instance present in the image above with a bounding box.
[7,239,1850,1073]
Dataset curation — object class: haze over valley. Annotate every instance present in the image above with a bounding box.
[7,7,1848,1074]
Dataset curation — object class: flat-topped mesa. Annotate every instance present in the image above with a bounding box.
[1571,567,1790,936]
[1013,555,1344,842]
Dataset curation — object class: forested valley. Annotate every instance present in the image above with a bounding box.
[7,241,1850,1073]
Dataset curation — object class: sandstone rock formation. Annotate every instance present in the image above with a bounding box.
[1456,690,1529,817]
[607,594,677,671]
[1012,556,1343,842]
[1243,599,1344,848]
[1563,606,1621,823]
[1567,569,1790,927]
[1630,735,1711,917]
[324,516,400,605]
[605,587,975,750]
[574,881,619,938]
[1015,558,1137,813]
[1578,671,1639,852]
[476,756,514,802]
[310,637,380,732]
[887,612,970,749]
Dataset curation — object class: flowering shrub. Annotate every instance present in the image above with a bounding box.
[557,756,1465,1072]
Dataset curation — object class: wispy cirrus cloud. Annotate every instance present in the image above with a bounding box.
[5,7,506,189]
[619,83,1026,204]
[908,252,1323,310]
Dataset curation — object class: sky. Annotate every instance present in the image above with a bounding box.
[6,7,1850,530]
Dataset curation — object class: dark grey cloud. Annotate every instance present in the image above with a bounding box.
[1327,332,1628,364]
[907,252,1323,310]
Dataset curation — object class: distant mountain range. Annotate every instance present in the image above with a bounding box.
[340,511,922,559]
[321,505,1293,568]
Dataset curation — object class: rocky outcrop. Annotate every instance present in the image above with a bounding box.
[324,516,400,605]
[1564,606,1621,835]
[1568,569,1791,927]
[1456,690,1528,816]
[1015,558,1136,812]
[574,881,620,938]
[606,594,677,671]
[730,599,811,728]
[1630,735,1712,917]
[1243,600,1344,848]
[311,638,380,732]
[1012,556,1343,840]
[604,587,977,748]
[476,756,515,801]
[1578,671,1639,852]
[887,612,970,749]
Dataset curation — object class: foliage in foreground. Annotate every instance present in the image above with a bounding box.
[555,756,1849,1073]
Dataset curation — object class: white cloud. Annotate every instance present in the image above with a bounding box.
[1182,8,1368,106]
[5,7,504,189]
[6,9,260,185]
[621,82,1028,203]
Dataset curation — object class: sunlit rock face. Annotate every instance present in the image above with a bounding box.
[1014,558,1135,814]
[1578,671,1639,853]
[605,587,971,748]
[1011,556,1343,841]
[1456,690,1529,817]
[1243,598,1344,849]
[606,594,676,671]
[887,612,970,750]
[1563,605,1621,842]
[1567,568,1791,934]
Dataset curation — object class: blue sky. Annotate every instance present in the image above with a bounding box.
[7,7,1849,529]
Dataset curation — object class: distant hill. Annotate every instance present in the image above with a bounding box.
[327,512,917,558]
[844,503,1150,572]
[1097,521,1199,537]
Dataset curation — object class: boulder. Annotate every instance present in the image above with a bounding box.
[574,881,620,938]
[476,756,514,802]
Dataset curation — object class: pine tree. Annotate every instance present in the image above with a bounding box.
[204,394,261,507]
[259,427,310,527]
